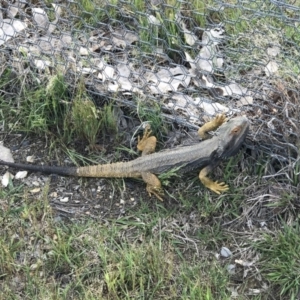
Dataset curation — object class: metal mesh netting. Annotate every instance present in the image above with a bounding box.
[1,0,299,171]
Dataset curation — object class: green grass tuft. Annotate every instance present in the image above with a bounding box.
[254,224,300,299]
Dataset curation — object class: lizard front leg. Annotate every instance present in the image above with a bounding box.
[199,165,229,194]
[198,114,227,139]
[137,125,164,201]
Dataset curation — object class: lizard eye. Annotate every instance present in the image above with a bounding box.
[231,126,241,135]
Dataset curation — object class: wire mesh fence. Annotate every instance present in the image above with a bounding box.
[1,0,299,173]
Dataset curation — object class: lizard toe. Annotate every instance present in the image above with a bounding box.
[209,181,229,194]
[215,114,227,126]
[147,185,164,201]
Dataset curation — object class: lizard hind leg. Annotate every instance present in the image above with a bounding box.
[142,172,164,201]
[137,124,157,155]
[137,124,164,201]
[199,166,229,194]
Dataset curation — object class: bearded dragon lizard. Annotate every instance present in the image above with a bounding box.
[0,115,249,200]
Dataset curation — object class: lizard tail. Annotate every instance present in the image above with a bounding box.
[0,160,77,176]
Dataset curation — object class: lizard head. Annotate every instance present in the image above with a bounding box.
[217,116,249,158]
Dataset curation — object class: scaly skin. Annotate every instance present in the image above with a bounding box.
[0,115,249,200]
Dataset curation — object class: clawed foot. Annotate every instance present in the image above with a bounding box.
[212,114,227,128]
[198,113,228,139]
[207,181,229,195]
[147,185,164,201]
